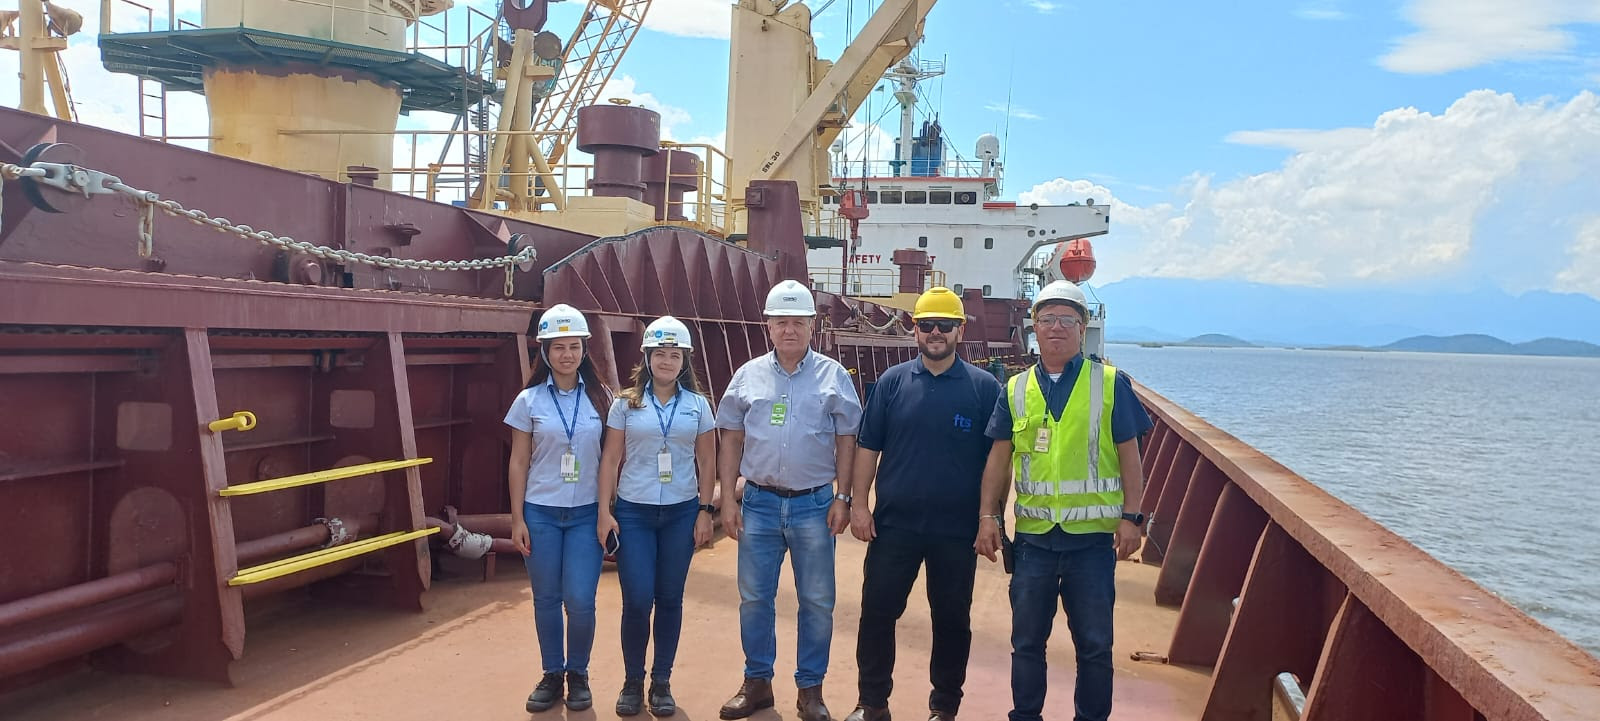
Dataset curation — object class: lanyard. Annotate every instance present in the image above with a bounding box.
[547,380,583,444]
[651,388,681,443]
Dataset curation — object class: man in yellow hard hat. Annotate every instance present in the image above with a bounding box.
[842,287,1002,721]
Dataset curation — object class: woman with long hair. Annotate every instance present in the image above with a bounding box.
[596,315,717,717]
[505,304,613,714]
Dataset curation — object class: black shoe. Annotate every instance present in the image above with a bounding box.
[617,678,645,716]
[526,672,563,713]
[648,680,677,717]
[565,671,593,711]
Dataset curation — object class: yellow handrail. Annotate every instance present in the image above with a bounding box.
[218,458,432,497]
[228,528,439,586]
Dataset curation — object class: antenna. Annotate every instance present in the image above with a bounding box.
[1001,51,1015,171]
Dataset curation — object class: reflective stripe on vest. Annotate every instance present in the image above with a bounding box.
[1008,361,1124,535]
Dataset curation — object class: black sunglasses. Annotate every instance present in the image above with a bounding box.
[916,319,961,334]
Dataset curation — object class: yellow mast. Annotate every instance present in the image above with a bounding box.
[5,0,78,119]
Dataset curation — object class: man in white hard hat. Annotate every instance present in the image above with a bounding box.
[716,279,862,721]
[974,280,1152,721]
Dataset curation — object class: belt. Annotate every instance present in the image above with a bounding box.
[749,483,828,498]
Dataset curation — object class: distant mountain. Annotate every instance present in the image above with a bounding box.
[1093,278,1600,347]
[1380,334,1600,357]
[1180,334,1258,348]
[1382,334,1514,354]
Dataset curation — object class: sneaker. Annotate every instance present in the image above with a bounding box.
[617,678,645,716]
[648,680,677,717]
[525,672,563,713]
[565,671,593,711]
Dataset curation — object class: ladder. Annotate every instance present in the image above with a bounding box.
[137,77,167,141]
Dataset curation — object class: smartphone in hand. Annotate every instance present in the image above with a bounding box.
[604,530,621,556]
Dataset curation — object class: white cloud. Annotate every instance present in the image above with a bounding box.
[984,102,1042,121]
[597,74,696,140]
[1382,0,1600,74]
[1555,217,1600,296]
[1021,90,1600,295]
[643,0,732,39]
[1026,1,1059,13]
[1295,2,1348,21]
[1224,127,1372,153]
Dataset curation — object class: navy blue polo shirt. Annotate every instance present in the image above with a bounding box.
[985,353,1153,550]
[857,356,1002,541]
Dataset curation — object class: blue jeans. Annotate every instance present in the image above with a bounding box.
[738,483,836,687]
[614,497,698,682]
[1008,537,1116,721]
[523,502,603,675]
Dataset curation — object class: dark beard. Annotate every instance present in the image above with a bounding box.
[918,343,955,362]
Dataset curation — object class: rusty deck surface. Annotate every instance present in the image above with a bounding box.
[2,534,1209,720]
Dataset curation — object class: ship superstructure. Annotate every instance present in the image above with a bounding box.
[808,58,1109,304]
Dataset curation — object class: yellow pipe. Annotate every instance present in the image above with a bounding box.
[228,528,439,586]
[218,457,432,497]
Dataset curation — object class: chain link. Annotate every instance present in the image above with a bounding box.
[1,162,538,275]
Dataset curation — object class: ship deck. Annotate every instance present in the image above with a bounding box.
[3,535,1209,720]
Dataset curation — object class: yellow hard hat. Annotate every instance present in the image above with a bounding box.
[913,287,965,321]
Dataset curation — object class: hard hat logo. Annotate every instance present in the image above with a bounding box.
[536,304,593,341]
[642,315,694,351]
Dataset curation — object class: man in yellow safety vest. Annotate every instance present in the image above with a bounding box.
[974,280,1152,721]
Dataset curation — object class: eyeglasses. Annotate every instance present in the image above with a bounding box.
[1034,315,1083,329]
[916,319,961,334]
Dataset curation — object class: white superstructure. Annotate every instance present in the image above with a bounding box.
[808,61,1108,300]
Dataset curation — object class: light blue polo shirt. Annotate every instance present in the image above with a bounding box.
[503,378,605,507]
[715,349,862,490]
[606,388,716,505]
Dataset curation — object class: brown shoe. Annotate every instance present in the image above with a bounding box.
[927,711,955,721]
[797,684,832,721]
[844,705,891,721]
[719,677,774,720]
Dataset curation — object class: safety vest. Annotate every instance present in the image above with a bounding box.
[1008,361,1124,535]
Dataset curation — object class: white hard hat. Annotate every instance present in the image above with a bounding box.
[764,279,817,317]
[536,303,592,340]
[642,315,693,350]
[1032,280,1089,317]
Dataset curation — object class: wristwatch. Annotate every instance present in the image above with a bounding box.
[699,504,718,515]
[833,493,852,507]
[1121,511,1146,527]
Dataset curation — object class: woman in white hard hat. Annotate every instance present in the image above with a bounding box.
[504,303,613,714]
[595,315,717,717]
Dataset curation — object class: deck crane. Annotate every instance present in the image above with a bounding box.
[1,0,82,121]
[470,0,653,212]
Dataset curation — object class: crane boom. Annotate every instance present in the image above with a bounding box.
[532,0,654,166]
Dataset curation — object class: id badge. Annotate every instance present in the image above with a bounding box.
[1033,427,1051,453]
[560,452,579,483]
[769,402,788,426]
[657,450,673,483]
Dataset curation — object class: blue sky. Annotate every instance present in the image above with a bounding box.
[6,0,1599,299]
[611,0,1600,299]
